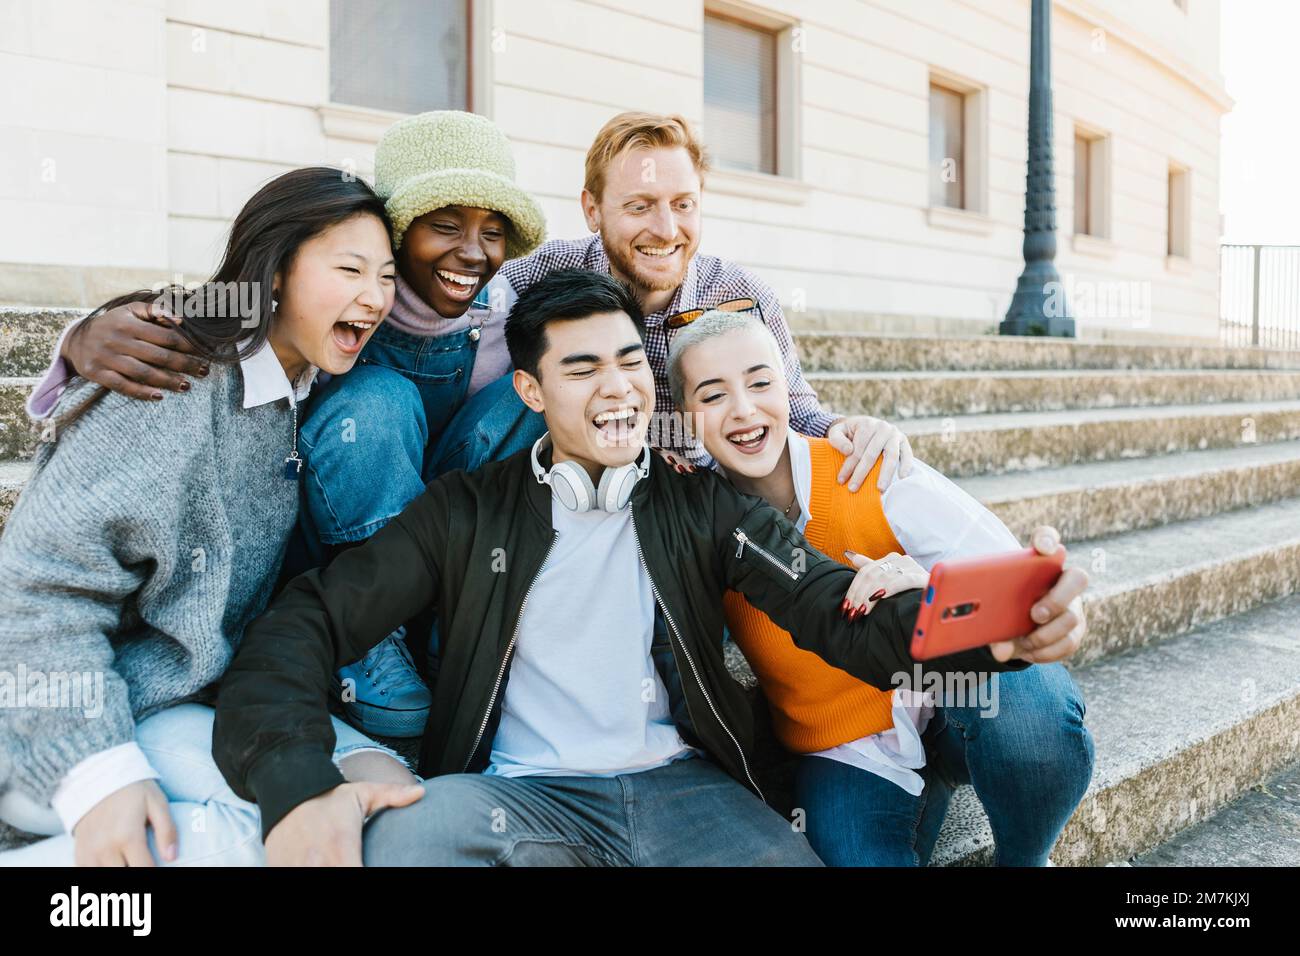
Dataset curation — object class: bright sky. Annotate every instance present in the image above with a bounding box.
[1219,0,1300,243]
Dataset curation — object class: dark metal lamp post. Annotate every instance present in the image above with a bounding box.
[1002,0,1075,336]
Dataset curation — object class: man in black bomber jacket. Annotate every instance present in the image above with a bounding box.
[212,269,1044,866]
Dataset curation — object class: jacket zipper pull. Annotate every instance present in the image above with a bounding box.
[734,530,746,559]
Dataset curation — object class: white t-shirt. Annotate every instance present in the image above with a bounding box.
[485,493,696,778]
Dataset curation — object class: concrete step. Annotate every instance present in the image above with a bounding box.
[786,311,1247,348]
[0,307,82,378]
[0,459,32,536]
[795,331,1300,373]
[956,440,1300,542]
[0,378,41,460]
[930,592,1300,866]
[901,399,1300,478]
[1126,755,1300,866]
[809,368,1300,419]
[1063,495,1300,665]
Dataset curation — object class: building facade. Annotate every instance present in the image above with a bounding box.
[0,0,1230,341]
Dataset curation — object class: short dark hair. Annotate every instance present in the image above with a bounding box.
[504,268,645,380]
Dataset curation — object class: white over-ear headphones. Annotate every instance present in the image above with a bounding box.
[531,432,652,513]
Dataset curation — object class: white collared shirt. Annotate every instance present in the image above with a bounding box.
[235,335,318,409]
[44,333,319,834]
[723,430,1022,795]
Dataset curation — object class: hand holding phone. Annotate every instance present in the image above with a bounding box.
[910,546,1067,661]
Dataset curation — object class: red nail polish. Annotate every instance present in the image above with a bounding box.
[870,588,887,602]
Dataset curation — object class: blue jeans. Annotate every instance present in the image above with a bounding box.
[361,753,823,866]
[296,338,541,658]
[0,704,402,866]
[793,662,1094,866]
[297,322,480,554]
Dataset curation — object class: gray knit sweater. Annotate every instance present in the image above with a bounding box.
[0,363,300,805]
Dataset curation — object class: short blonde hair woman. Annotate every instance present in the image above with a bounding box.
[668,310,1094,867]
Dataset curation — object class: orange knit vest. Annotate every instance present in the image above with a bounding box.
[723,437,906,753]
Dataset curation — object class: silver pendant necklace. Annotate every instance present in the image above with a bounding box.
[283,372,307,480]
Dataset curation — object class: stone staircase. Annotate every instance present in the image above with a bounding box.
[2,307,1299,865]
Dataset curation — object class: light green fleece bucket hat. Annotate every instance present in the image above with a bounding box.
[374,110,546,260]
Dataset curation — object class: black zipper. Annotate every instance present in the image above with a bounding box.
[733,529,799,580]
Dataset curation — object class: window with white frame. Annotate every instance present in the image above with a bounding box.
[330,0,471,115]
[928,74,987,214]
[1167,163,1191,258]
[1073,127,1110,238]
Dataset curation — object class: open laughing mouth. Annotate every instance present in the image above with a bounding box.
[331,318,378,355]
[635,243,684,263]
[434,268,481,302]
[726,425,769,455]
[592,405,641,445]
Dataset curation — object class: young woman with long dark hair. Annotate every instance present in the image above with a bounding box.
[0,167,422,866]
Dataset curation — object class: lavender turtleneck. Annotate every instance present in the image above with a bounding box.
[385,272,511,398]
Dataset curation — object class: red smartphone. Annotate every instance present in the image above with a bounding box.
[910,547,1066,661]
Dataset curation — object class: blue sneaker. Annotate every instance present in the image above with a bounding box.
[334,627,431,738]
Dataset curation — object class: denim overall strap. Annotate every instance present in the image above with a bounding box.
[355,320,482,476]
[293,319,483,557]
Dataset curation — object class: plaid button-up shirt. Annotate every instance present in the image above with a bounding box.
[488,234,840,467]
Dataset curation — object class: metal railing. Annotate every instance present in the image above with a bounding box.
[1220,244,1300,350]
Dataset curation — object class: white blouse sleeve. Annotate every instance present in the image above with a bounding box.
[49,742,161,834]
[879,459,1022,572]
